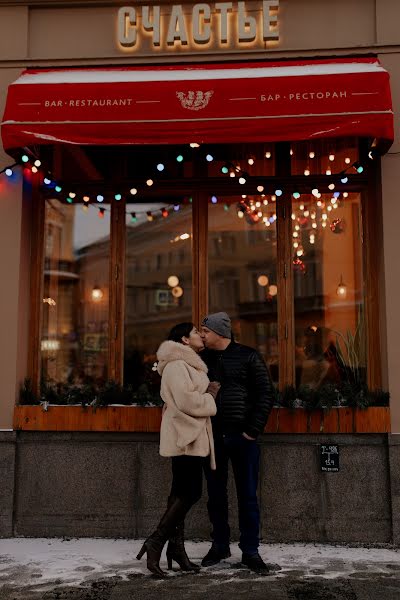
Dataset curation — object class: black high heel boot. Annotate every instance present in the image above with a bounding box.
[137,496,189,577]
[166,519,200,571]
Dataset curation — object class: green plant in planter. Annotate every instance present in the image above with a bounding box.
[334,310,366,388]
[19,378,39,405]
[95,381,134,407]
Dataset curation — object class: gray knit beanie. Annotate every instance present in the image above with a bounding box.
[201,312,231,339]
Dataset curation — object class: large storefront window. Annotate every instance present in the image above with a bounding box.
[41,200,110,386]
[292,192,365,390]
[28,138,382,408]
[124,202,192,392]
[208,197,278,384]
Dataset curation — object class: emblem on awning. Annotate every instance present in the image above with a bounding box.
[176,90,214,111]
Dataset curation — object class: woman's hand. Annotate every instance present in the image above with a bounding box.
[206,381,221,399]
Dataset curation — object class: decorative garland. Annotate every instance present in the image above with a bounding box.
[0,146,374,222]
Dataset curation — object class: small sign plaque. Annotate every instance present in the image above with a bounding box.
[320,444,339,472]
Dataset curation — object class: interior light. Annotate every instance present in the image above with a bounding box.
[211,195,218,204]
[206,154,214,162]
[5,169,13,177]
[275,189,283,197]
[168,275,179,287]
[257,185,264,193]
[130,188,138,195]
[146,179,154,187]
[336,275,347,299]
[97,195,104,202]
[91,286,104,302]
[43,177,51,185]
[34,159,41,167]
[157,163,165,172]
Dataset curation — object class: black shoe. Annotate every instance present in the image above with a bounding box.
[137,497,190,577]
[241,553,273,575]
[201,544,231,567]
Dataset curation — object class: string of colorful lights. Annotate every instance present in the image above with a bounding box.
[0,145,371,225]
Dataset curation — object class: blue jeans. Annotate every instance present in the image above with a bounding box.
[204,432,261,556]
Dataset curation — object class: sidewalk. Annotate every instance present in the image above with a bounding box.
[1,538,400,599]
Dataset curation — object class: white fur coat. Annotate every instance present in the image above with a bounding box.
[157,341,216,469]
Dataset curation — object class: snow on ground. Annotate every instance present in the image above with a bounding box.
[0,538,400,590]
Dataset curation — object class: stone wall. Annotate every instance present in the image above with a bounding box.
[4,431,394,544]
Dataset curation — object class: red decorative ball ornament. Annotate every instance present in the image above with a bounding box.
[293,257,306,273]
[330,218,346,234]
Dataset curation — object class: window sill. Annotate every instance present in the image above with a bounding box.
[13,406,390,433]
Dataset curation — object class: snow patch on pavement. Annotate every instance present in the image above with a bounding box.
[0,538,400,590]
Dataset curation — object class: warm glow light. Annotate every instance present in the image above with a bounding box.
[257,185,264,192]
[130,188,138,195]
[91,286,104,301]
[257,275,269,287]
[265,151,272,159]
[180,233,190,240]
[172,286,183,298]
[190,142,200,148]
[146,179,153,186]
[336,275,347,298]
[269,285,278,296]
[167,275,179,287]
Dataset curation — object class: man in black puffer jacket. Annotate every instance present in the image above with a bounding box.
[200,312,275,575]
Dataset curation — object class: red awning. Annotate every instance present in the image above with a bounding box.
[1,58,394,152]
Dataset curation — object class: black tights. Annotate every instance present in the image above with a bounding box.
[170,455,206,508]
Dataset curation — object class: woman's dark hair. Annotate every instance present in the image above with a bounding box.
[167,322,194,343]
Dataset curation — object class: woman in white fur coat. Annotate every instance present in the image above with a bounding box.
[137,322,220,577]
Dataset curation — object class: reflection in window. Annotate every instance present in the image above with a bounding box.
[208,198,278,385]
[41,200,110,386]
[292,192,365,390]
[124,203,193,396]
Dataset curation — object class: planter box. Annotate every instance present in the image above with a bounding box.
[14,405,390,433]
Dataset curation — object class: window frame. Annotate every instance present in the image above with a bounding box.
[27,140,383,397]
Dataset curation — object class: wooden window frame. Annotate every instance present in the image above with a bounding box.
[27,139,383,399]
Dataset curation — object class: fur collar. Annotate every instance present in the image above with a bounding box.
[157,340,208,375]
